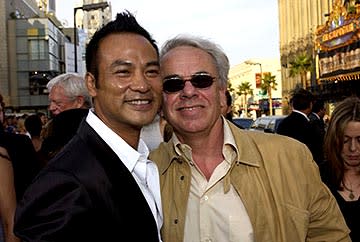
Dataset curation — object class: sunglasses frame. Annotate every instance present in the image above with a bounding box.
[163,73,215,93]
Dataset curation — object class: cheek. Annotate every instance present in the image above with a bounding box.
[163,94,176,107]
[152,81,163,96]
[341,143,350,154]
[106,81,128,90]
[162,95,176,117]
[66,101,81,110]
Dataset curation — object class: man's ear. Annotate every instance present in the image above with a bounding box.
[85,72,97,97]
[219,89,227,109]
[75,96,85,108]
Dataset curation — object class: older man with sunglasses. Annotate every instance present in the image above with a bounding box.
[149,35,351,242]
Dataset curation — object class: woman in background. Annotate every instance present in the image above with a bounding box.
[321,96,360,242]
[0,94,21,242]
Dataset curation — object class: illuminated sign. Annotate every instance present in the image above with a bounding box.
[321,23,356,42]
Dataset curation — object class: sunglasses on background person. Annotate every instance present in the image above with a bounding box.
[163,73,215,93]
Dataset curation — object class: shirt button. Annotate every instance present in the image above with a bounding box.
[203,195,208,201]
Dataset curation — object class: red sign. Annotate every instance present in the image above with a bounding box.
[255,73,261,88]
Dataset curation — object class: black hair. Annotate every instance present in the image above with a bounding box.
[25,114,43,137]
[225,90,232,107]
[86,11,159,81]
[290,88,314,111]
[312,99,325,113]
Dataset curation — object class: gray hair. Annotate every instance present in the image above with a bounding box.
[47,73,92,108]
[160,35,229,88]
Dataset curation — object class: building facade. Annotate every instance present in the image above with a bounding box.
[278,0,334,108]
[279,0,360,113]
[0,0,81,112]
[0,0,43,107]
[0,0,112,112]
[0,0,51,111]
[7,17,68,111]
[314,0,360,101]
[228,58,283,118]
[77,0,112,44]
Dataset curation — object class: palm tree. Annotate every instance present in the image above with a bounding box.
[261,72,278,116]
[227,82,235,93]
[236,81,253,116]
[289,52,313,88]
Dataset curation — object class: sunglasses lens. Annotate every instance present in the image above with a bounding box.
[163,74,214,93]
[163,77,185,93]
[191,75,214,88]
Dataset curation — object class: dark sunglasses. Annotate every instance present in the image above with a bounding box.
[163,73,215,93]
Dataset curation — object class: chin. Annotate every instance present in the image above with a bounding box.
[138,117,155,126]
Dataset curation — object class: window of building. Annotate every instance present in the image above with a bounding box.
[29,72,52,95]
[29,39,47,60]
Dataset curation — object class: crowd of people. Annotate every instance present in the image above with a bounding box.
[0,10,358,242]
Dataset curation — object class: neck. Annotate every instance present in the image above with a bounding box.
[344,165,360,176]
[176,119,225,180]
[177,119,224,153]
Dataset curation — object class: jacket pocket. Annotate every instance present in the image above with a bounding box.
[283,203,310,241]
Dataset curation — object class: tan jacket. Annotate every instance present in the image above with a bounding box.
[149,121,351,242]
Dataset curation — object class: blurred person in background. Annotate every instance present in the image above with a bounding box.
[0,97,43,195]
[222,90,233,121]
[40,73,93,157]
[0,94,41,242]
[277,88,322,164]
[41,72,92,140]
[320,96,360,242]
[0,93,20,242]
[4,115,17,134]
[140,109,173,151]
[222,90,245,129]
[0,144,20,242]
[16,114,29,137]
[40,108,88,163]
[149,35,350,242]
[47,73,92,117]
[309,99,327,165]
[36,112,48,127]
[24,114,44,152]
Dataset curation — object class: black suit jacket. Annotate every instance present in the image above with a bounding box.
[0,131,42,202]
[14,121,159,242]
[308,113,326,164]
[277,111,317,160]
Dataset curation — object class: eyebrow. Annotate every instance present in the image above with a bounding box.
[146,60,160,67]
[110,60,131,69]
[110,60,159,69]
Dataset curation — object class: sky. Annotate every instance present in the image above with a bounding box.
[55,0,280,67]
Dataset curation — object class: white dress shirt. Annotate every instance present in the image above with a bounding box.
[174,118,254,242]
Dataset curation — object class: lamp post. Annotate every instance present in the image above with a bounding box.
[245,60,263,79]
[73,2,109,73]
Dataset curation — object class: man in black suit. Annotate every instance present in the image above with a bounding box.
[14,11,163,242]
[277,88,318,163]
[309,99,326,164]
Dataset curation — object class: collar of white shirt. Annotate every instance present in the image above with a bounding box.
[85,109,143,174]
[292,109,310,121]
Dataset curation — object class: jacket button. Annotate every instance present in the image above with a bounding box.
[174,219,178,224]
[180,175,184,180]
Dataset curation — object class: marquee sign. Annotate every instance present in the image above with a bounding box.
[315,0,360,51]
